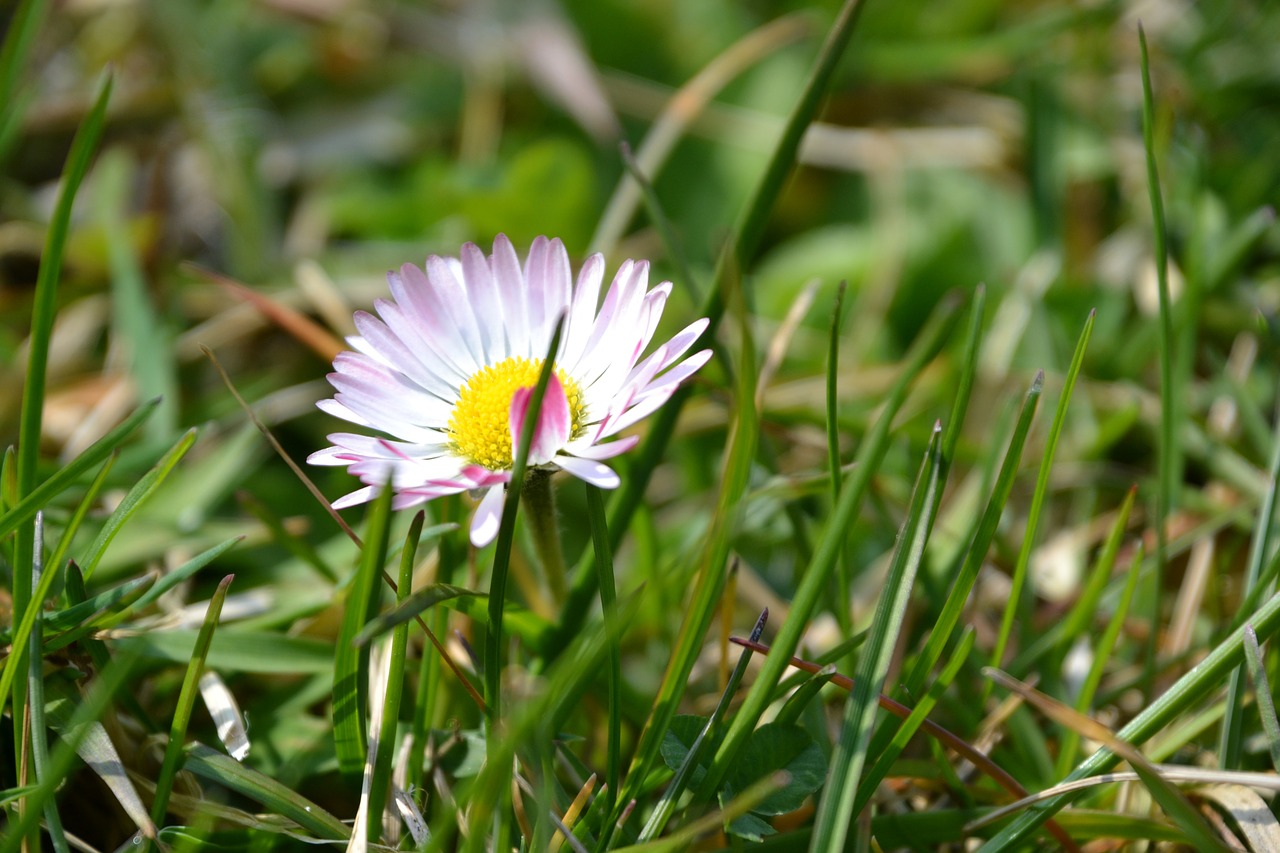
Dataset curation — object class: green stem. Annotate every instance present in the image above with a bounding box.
[523,469,567,603]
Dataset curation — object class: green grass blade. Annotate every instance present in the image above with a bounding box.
[1221,390,1280,767]
[978,584,1280,850]
[549,0,871,660]
[353,577,473,647]
[990,310,1095,672]
[615,277,760,818]
[150,574,235,828]
[1058,544,1145,775]
[486,316,565,712]
[366,512,425,841]
[638,609,768,842]
[80,427,199,581]
[901,371,1043,700]
[25,516,69,853]
[703,296,960,801]
[184,743,349,840]
[1243,625,1280,773]
[1139,24,1178,698]
[0,649,137,853]
[333,478,395,774]
[585,483,622,831]
[1010,485,1137,677]
[854,628,976,814]
[0,398,160,544]
[811,422,945,850]
[0,0,47,160]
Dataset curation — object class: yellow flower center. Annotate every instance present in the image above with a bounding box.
[447,356,585,470]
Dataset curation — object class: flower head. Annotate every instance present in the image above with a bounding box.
[309,235,711,546]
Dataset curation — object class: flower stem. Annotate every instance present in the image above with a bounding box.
[523,469,567,603]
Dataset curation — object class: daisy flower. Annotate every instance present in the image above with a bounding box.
[309,234,712,547]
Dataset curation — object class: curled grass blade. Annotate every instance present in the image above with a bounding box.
[810,422,944,850]
[990,310,1094,673]
[150,574,236,830]
[333,479,395,775]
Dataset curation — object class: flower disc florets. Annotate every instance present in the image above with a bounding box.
[309,234,711,547]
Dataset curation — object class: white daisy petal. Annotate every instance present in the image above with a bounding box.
[554,455,620,489]
[310,235,709,528]
[471,486,506,547]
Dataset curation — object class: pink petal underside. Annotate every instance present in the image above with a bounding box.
[491,234,530,358]
[554,454,620,489]
[471,486,506,547]
[509,371,572,466]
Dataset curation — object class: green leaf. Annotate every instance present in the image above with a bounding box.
[725,722,825,816]
[725,811,775,842]
[659,715,717,788]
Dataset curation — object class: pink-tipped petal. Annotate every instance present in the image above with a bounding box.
[509,371,572,465]
[563,434,640,460]
[471,486,505,547]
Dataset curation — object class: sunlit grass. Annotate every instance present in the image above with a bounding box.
[3,0,1280,851]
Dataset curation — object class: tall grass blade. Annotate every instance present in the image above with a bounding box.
[704,296,960,797]
[1243,626,1280,773]
[990,311,1094,671]
[150,574,236,829]
[810,422,944,850]
[1139,24,1178,696]
[584,483,622,831]
[550,0,871,658]
[333,481,395,774]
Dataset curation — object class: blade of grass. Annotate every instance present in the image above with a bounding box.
[0,0,47,163]
[26,515,68,853]
[1009,485,1138,676]
[977,584,1280,850]
[365,512,425,840]
[0,648,136,853]
[900,371,1043,701]
[1243,625,1280,773]
[1220,392,1280,767]
[1139,24,1177,699]
[149,574,235,832]
[333,479,395,775]
[984,667,1233,853]
[990,311,1094,673]
[184,742,349,840]
[584,483,622,835]
[702,295,961,801]
[80,428,198,581]
[10,72,112,820]
[854,627,976,814]
[638,610,768,842]
[550,0,872,660]
[613,268,759,820]
[0,398,160,544]
[811,422,944,850]
[828,281,851,632]
[486,316,565,714]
